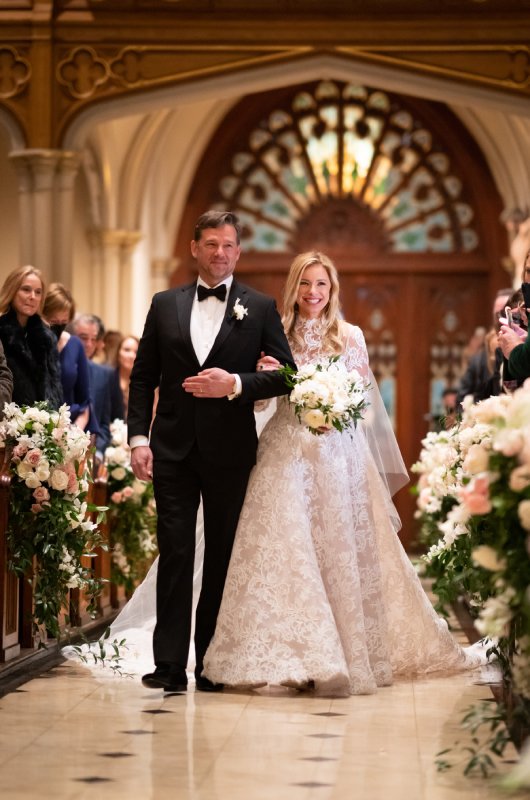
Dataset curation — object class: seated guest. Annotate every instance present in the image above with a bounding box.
[0,265,62,409]
[71,314,124,456]
[100,329,122,367]
[42,283,91,430]
[116,335,139,421]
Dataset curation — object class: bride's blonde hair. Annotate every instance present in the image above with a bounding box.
[282,251,343,355]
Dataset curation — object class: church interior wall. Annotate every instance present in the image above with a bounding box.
[0,127,20,277]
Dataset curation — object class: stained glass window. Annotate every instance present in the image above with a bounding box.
[215,81,479,254]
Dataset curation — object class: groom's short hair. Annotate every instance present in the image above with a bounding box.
[194,210,241,244]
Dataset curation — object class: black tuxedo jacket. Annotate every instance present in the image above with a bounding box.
[127,280,296,468]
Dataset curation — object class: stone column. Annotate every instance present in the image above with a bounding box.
[151,255,178,296]
[8,148,81,283]
[88,228,142,332]
[55,151,82,287]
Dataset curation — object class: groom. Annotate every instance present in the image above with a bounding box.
[128,210,295,692]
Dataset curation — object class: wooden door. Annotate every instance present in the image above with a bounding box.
[339,271,488,548]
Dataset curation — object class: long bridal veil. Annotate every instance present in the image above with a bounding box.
[63,375,406,678]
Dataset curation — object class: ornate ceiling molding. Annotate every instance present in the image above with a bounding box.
[1,7,530,147]
[338,45,530,94]
[55,45,311,101]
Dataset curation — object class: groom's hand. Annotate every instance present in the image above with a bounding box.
[131,445,153,481]
[183,368,236,398]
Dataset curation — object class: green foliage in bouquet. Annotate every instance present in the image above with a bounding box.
[0,402,106,641]
[105,419,157,595]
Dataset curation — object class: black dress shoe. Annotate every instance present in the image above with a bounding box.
[195,675,224,693]
[142,665,188,692]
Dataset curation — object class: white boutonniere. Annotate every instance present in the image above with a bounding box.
[231,298,248,321]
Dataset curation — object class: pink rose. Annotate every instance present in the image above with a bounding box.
[472,475,490,495]
[67,473,79,495]
[33,486,50,503]
[460,475,491,515]
[13,443,28,459]
[111,491,123,503]
[463,493,492,515]
[31,503,43,514]
[122,486,134,499]
[25,448,43,467]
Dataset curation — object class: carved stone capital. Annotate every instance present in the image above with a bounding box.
[9,149,81,191]
[89,228,143,253]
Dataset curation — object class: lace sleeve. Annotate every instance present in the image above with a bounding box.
[340,322,370,378]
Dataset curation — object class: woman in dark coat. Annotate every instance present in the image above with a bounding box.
[0,265,63,410]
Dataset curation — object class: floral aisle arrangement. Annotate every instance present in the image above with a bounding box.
[281,356,369,435]
[0,401,105,641]
[412,384,530,782]
[411,414,497,614]
[104,419,157,594]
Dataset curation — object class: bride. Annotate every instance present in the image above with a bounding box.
[70,251,488,692]
[202,251,488,696]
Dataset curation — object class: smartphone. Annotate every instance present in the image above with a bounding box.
[505,306,514,328]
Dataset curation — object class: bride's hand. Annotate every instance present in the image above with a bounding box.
[257,351,281,372]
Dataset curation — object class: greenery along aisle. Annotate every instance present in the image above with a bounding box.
[104,419,157,595]
[412,382,530,785]
[0,402,106,642]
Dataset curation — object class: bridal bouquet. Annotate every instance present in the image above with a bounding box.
[281,356,369,435]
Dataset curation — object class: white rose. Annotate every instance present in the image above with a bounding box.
[303,408,329,430]
[462,444,490,474]
[25,473,41,489]
[518,500,530,532]
[472,545,506,572]
[50,468,69,491]
[35,462,50,481]
[132,479,147,495]
[16,461,33,479]
[111,467,127,481]
[493,428,524,458]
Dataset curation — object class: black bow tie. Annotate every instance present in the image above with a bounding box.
[197,284,227,302]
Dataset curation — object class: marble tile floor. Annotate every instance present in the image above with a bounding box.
[0,646,522,800]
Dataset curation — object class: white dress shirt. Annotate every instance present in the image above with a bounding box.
[191,276,233,364]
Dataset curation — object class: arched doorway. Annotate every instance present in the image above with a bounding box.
[174,79,507,548]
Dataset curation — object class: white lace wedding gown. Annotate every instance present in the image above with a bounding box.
[202,318,488,696]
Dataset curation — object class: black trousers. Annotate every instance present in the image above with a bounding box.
[152,446,252,674]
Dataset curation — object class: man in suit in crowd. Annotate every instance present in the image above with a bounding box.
[71,314,124,458]
[128,210,295,693]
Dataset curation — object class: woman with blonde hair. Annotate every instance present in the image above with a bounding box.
[115,334,139,421]
[203,250,488,695]
[0,265,62,409]
[42,283,91,429]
